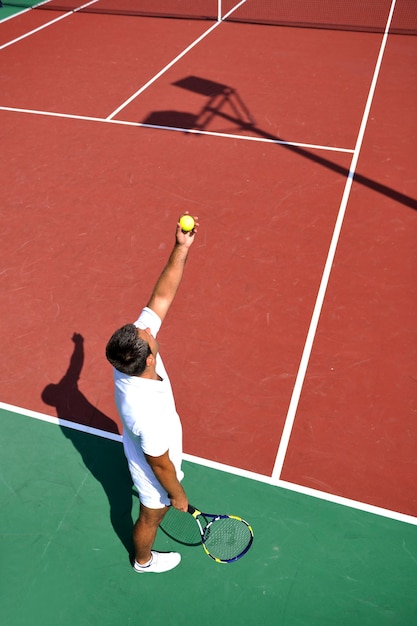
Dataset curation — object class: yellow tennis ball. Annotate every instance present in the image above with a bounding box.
[179,215,195,232]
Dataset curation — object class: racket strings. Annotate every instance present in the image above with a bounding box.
[203,517,252,560]
[160,507,202,546]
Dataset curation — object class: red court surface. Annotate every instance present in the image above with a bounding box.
[1,1,416,522]
[281,31,417,516]
[111,24,382,148]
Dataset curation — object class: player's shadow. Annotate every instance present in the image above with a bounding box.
[41,333,134,557]
[141,75,417,211]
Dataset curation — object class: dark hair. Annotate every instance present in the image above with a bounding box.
[105,324,151,376]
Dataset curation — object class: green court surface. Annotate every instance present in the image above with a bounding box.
[0,3,27,19]
[1,407,417,626]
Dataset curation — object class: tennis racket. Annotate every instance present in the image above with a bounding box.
[187,504,254,563]
[160,505,202,546]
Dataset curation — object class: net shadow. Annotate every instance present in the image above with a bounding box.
[141,75,417,212]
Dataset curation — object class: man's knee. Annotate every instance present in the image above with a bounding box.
[139,503,168,526]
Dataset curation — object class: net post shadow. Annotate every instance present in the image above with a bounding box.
[41,333,135,558]
[141,75,417,212]
[141,76,254,133]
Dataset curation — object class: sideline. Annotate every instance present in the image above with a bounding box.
[270,0,400,480]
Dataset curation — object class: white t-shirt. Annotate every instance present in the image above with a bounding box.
[113,307,183,503]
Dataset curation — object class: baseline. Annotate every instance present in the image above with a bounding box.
[2,401,416,528]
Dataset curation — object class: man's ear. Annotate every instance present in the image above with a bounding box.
[146,353,155,368]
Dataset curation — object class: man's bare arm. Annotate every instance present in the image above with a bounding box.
[145,450,188,512]
[146,217,198,322]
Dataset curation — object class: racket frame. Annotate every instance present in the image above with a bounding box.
[188,505,254,563]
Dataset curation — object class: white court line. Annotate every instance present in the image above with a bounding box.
[0,0,49,24]
[106,20,223,120]
[0,0,350,156]
[106,0,250,119]
[0,0,100,50]
[0,8,72,48]
[221,0,247,22]
[270,0,399,480]
[2,0,412,528]
[0,105,354,153]
[1,401,416,527]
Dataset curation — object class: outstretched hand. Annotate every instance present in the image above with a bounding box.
[146,215,199,322]
[176,213,199,247]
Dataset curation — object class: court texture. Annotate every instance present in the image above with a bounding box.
[1,1,416,625]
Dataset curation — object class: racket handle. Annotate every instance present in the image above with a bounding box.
[187,504,197,514]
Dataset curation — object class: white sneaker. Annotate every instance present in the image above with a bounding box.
[133,551,181,574]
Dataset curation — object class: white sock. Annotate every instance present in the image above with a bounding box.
[135,554,153,569]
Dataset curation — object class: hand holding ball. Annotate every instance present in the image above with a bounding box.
[179,214,195,233]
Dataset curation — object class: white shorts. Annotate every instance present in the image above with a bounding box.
[122,427,184,509]
[128,460,171,509]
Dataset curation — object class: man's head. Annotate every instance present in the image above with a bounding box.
[105,324,157,376]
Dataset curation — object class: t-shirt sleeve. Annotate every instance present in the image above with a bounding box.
[133,307,162,338]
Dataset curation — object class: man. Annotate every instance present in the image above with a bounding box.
[105,215,198,573]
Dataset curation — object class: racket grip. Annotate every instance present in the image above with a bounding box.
[187,504,197,514]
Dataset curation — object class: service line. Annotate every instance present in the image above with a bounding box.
[0,105,354,154]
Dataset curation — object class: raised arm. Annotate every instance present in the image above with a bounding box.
[146,216,198,322]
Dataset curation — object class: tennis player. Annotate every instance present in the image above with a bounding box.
[106,216,198,573]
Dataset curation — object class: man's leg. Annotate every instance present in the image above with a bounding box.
[132,502,181,573]
[133,502,168,564]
